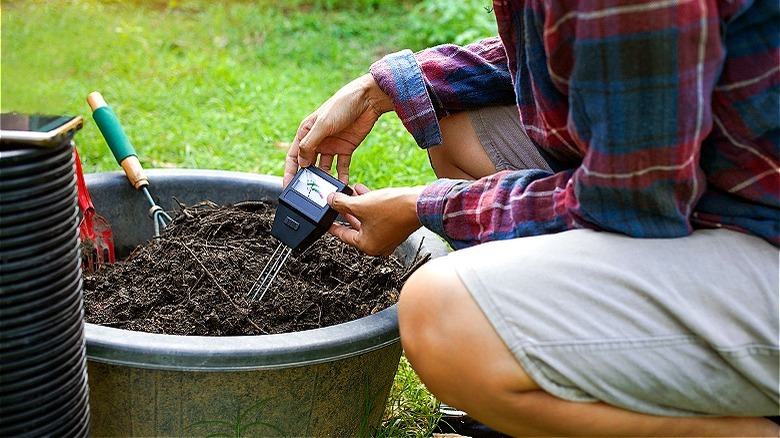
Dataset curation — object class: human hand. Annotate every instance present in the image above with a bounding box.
[284,74,393,187]
[327,184,425,256]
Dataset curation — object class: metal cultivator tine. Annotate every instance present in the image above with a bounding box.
[144,187,173,237]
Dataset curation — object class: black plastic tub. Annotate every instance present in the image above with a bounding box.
[0,140,90,437]
[83,169,449,437]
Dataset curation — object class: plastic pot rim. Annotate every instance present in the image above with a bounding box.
[86,304,401,371]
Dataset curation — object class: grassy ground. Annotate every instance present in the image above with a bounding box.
[2,1,499,436]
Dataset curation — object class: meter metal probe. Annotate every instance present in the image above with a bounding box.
[249,166,353,301]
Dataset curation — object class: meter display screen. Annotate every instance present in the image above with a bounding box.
[290,167,338,208]
[272,166,352,252]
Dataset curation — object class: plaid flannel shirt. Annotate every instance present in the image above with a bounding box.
[369,0,779,249]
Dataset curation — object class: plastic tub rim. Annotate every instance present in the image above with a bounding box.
[83,169,451,372]
[86,306,402,371]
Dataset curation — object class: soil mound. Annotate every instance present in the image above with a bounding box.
[82,201,427,336]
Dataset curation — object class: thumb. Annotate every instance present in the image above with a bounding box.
[327,191,354,216]
[297,142,313,168]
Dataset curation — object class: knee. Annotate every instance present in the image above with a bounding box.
[398,256,540,408]
[397,259,448,357]
[427,111,495,179]
[397,260,453,397]
[398,257,464,370]
[427,112,467,178]
[397,258,490,404]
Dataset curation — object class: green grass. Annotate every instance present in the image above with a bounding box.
[1,0,439,189]
[377,356,443,437]
[1,0,477,435]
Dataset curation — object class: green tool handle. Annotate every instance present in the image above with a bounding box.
[87,91,149,190]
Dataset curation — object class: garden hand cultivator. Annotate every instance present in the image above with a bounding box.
[87,92,172,236]
[75,147,115,272]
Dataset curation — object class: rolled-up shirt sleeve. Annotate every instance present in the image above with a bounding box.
[369,37,515,149]
[369,49,442,149]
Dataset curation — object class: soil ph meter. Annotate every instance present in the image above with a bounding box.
[249,166,353,301]
[274,165,353,251]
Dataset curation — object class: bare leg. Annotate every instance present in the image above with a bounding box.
[429,112,497,179]
[398,258,780,437]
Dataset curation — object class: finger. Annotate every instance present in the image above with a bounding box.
[283,141,301,188]
[339,210,361,230]
[327,191,355,218]
[335,154,351,185]
[328,192,360,228]
[330,192,362,235]
[329,222,361,248]
[335,184,366,228]
[318,154,334,174]
[286,119,313,184]
[353,183,370,195]
[299,117,331,168]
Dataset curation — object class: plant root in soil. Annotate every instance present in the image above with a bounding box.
[82,200,428,336]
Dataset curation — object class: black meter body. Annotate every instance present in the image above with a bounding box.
[272,166,353,252]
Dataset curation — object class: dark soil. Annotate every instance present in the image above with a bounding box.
[82,200,428,336]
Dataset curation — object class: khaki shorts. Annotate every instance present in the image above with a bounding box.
[449,228,779,416]
[467,105,551,172]
[454,106,780,416]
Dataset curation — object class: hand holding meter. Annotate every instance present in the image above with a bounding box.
[272,165,353,252]
[249,166,353,302]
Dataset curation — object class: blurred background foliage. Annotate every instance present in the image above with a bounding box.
[409,0,496,46]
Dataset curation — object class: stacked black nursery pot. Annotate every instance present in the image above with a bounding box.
[0,120,90,436]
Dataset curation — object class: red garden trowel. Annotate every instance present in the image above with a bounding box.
[74,147,115,272]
